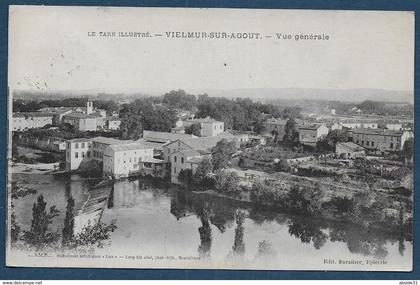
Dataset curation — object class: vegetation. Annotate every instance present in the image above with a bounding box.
[62,196,75,247]
[283,118,299,146]
[211,139,237,171]
[214,170,241,195]
[162,90,197,110]
[119,98,177,140]
[184,123,201,136]
[22,195,61,249]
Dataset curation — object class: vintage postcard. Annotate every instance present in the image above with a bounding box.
[6,6,414,270]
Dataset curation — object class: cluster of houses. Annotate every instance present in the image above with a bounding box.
[12,98,414,184]
[64,118,261,183]
[12,100,121,132]
[262,116,413,158]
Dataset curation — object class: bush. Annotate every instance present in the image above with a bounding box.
[273,158,291,173]
[286,185,323,214]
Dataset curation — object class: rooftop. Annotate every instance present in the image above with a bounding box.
[13,112,53,118]
[63,112,98,119]
[351,128,405,136]
[106,116,121,121]
[68,137,91,143]
[185,116,222,124]
[108,142,153,152]
[336,141,365,152]
[179,132,236,151]
[299,124,326,131]
[142,130,196,143]
[92,136,131,145]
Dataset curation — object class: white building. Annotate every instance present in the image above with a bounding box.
[65,138,92,171]
[103,142,155,178]
[106,117,121,130]
[181,117,225,137]
[62,113,98,131]
[298,124,329,147]
[386,123,403,131]
[12,112,53,131]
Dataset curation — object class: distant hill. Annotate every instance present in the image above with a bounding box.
[187,88,413,104]
[11,88,413,104]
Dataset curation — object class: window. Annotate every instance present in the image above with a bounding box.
[75,152,79,158]
[362,141,364,145]
[181,157,184,164]
[220,125,222,130]
[75,143,79,149]
[129,158,132,163]
[356,140,359,144]
[174,156,177,163]
[390,143,394,149]
[372,141,374,146]
[81,142,85,148]
[87,151,90,158]
[174,167,177,174]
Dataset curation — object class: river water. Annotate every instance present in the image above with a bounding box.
[11,173,412,270]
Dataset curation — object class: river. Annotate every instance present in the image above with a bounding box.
[11,173,412,270]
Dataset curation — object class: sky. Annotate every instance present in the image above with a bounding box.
[8,6,415,96]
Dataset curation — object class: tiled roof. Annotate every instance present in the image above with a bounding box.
[13,112,53,118]
[108,142,153,152]
[351,128,404,136]
[142,130,196,143]
[63,112,98,119]
[336,142,365,152]
[92,136,130,145]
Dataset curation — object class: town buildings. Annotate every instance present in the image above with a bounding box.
[106,116,121,130]
[298,124,329,147]
[12,112,53,131]
[264,118,288,140]
[335,141,365,159]
[173,116,225,137]
[62,113,98,131]
[350,128,412,154]
[103,142,155,178]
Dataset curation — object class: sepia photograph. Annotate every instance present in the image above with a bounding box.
[6,6,414,271]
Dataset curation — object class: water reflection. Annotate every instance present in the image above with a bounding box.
[288,217,328,250]
[13,174,412,268]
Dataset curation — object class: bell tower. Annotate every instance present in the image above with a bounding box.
[87,100,93,115]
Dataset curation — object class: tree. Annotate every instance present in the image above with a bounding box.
[119,98,177,140]
[211,139,237,170]
[62,196,75,247]
[23,195,60,249]
[193,158,214,187]
[286,184,324,214]
[402,139,414,164]
[162,90,197,110]
[320,129,349,151]
[214,170,241,194]
[283,118,299,146]
[273,158,291,172]
[252,118,267,135]
[72,220,117,248]
[185,123,201,136]
[178,169,194,187]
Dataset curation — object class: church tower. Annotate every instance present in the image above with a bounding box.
[86,100,93,115]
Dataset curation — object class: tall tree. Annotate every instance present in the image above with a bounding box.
[283,118,300,146]
[23,195,60,249]
[62,196,75,247]
[211,139,237,170]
